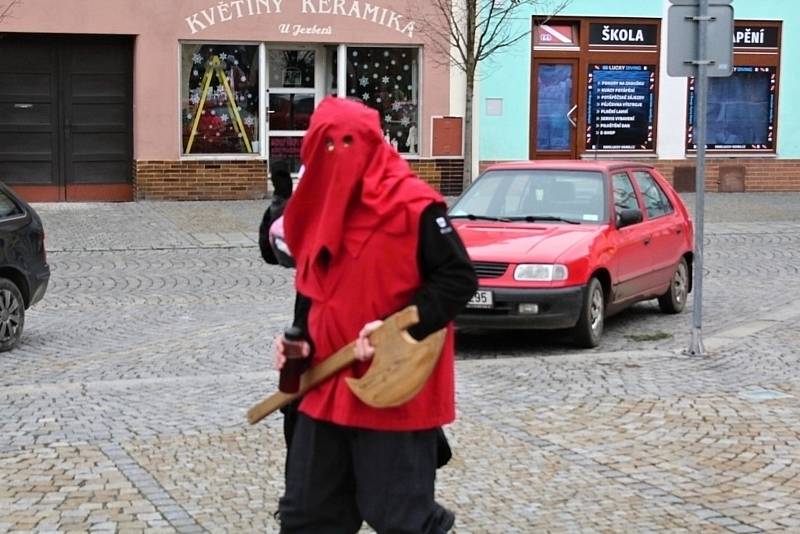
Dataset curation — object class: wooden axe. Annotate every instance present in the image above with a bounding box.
[247,305,446,425]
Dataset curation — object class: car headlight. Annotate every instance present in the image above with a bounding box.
[513,264,568,281]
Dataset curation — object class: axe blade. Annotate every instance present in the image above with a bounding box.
[345,318,446,408]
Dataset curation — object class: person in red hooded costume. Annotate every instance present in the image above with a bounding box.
[274,97,476,533]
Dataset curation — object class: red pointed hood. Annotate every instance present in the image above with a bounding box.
[284,97,441,299]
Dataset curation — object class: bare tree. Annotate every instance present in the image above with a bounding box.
[411,0,569,190]
[0,0,21,23]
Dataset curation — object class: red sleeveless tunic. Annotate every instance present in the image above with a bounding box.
[284,97,455,431]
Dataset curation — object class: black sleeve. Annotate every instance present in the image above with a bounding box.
[407,203,478,340]
[291,292,315,358]
[258,203,280,265]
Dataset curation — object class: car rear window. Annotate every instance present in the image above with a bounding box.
[0,191,22,219]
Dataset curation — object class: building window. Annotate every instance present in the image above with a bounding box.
[687,66,776,150]
[345,47,419,155]
[181,43,260,155]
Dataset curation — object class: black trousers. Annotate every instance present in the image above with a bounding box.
[278,413,445,534]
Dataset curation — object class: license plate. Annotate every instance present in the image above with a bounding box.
[467,290,493,309]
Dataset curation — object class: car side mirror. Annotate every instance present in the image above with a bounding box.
[616,208,643,228]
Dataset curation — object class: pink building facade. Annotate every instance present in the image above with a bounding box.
[0,0,464,201]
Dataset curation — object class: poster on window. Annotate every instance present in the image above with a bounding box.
[585,64,655,151]
[687,66,776,150]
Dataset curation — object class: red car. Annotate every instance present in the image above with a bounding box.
[450,160,694,347]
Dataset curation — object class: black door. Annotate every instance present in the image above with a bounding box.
[0,35,133,201]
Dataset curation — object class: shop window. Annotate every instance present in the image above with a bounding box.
[345,47,419,155]
[180,43,260,155]
[687,66,776,150]
[586,64,656,151]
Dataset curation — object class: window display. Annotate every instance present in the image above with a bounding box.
[345,47,419,155]
[181,43,259,155]
[586,64,655,151]
[687,66,776,150]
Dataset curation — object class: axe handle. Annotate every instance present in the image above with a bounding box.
[247,340,358,424]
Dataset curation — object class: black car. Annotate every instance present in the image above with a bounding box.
[0,183,50,351]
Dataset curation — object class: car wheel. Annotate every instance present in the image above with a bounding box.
[0,278,25,352]
[573,277,604,348]
[658,257,689,314]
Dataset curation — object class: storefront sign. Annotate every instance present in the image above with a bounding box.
[589,23,658,46]
[585,64,656,151]
[185,0,416,38]
[733,25,779,48]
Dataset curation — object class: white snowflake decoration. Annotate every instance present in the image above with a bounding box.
[384,114,392,122]
[400,116,411,127]
[359,76,369,87]
[190,93,201,105]
[240,76,247,83]
[382,76,390,84]
[192,53,203,64]
[219,53,228,61]
[186,113,192,120]
[362,92,370,101]
[220,113,230,123]
[392,102,403,112]
[244,116,255,127]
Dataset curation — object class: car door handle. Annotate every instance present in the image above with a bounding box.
[673,225,683,235]
[643,235,652,245]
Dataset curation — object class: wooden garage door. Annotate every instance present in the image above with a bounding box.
[0,35,133,201]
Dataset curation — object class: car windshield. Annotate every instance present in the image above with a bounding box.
[450,169,607,224]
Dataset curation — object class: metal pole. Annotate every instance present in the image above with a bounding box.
[688,0,708,356]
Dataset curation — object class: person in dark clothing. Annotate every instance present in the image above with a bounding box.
[259,162,293,265]
[273,97,477,533]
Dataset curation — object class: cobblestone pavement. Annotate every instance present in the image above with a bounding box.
[1,193,799,533]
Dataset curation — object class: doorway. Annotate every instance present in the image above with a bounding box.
[0,35,133,201]
[529,59,578,160]
[265,47,327,175]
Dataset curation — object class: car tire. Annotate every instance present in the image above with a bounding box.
[0,278,25,352]
[573,277,604,348]
[658,257,689,314]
